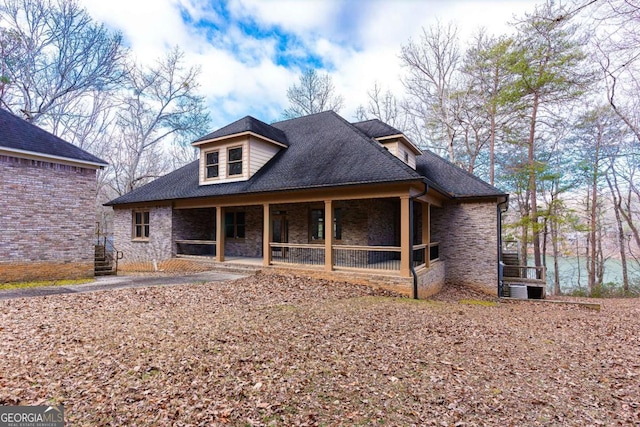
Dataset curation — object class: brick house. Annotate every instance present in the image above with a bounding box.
[106,111,508,297]
[0,108,107,282]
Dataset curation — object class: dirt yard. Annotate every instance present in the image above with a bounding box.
[0,272,638,426]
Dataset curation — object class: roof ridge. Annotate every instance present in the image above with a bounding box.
[331,112,422,179]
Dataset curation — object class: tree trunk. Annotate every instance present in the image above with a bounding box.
[528,92,542,274]
[607,174,630,293]
[551,217,561,295]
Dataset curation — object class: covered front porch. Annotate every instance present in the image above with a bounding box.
[170,191,444,295]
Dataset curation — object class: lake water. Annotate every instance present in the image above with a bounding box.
[538,256,640,293]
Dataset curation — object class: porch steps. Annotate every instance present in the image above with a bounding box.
[95,245,117,276]
[501,252,521,277]
[175,255,263,275]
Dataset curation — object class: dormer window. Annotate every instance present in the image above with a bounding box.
[206,151,219,178]
[228,147,243,176]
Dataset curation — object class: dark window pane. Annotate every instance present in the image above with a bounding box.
[311,209,324,240]
[206,151,218,165]
[144,225,150,238]
[225,223,234,238]
[135,212,142,224]
[143,211,149,224]
[334,208,342,240]
[229,161,242,176]
[207,165,218,178]
[236,212,245,225]
[228,147,242,161]
[236,212,246,238]
[225,212,234,238]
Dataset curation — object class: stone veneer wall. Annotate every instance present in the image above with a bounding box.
[113,205,173,264]
[417,261,446,298]
[0,156,96,282]
[431,200,499,294]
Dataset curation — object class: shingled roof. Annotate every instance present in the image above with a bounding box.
[416,150,506,198]
[352,119,403,139]
[0,108,107,167]
[106,111,505,206]
[193,115,288,146]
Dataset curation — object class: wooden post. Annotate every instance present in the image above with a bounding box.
[263,203,271,267]
[400,196,410,277]
[325,200,334,272]
[216,206,225,262]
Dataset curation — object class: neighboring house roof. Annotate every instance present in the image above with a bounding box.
[0,108,107,167]
[106,111,505,206]
[416,150,505,198]
[352,119,403,139]
[193,115,288,147]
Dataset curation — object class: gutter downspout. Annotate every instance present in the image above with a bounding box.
[497,196,509,298]
[410,180,430,299]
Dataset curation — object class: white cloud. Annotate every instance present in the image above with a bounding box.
[77,0,540,130]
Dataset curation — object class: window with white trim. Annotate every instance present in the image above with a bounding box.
[205,150,219,178]
[228,147,243,176]
[132,210,150,240]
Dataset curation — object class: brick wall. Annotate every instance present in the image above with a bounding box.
[224,206,262,257]
[431,200,499,294]
[0,155,97,281]
[113,205,173,265]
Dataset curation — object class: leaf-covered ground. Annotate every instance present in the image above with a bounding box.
[0,272,638,426]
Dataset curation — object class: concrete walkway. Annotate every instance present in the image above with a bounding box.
[0,271,248,300]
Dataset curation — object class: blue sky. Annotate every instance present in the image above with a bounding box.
[79,0,541,131]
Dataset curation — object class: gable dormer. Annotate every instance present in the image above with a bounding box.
[192,116,288,186]
[351,119,421,169]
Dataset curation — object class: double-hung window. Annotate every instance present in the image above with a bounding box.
[310,208,342,241]
[228,147,243,176]
[225,211,245,239]
[205,151,219,178]
[133,210,150,240]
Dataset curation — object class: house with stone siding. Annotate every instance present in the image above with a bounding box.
[106,111,508,297]
[0,108,107,282]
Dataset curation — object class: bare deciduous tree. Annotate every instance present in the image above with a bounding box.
[400,22,461,162]
[282,68,344,119]
[0,0,126,122]
[108,47,210,195]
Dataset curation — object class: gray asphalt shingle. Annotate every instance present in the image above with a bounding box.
[0,108,107,165]
[106,111,505,206]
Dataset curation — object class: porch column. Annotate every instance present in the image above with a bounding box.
[423,202,431,269]
[216,206,225,262]
[400,196,411,277]
[263,203,271,267]
[324,200,334,272]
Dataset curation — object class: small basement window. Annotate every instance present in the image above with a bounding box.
[205,150,219,178]
[228,147,243,176]
[132,210,150,240]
